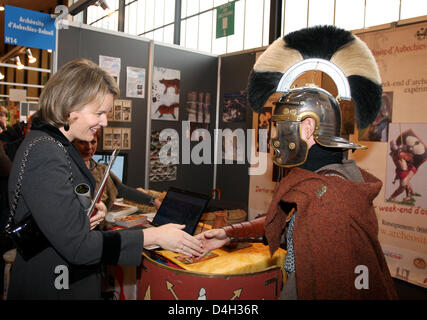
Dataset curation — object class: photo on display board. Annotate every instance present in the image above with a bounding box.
[121,100,132,122]
[121,128,131,150]
[187,91,198,122]
[187,123,210,142]
[103,127,113,150]
[114,101,122,121]
[256,106,272,153]
[99,55,121,87]
[126,66,145,98]
[151,67,180,121]
[358,91,393,142]
[149,130,177,182]
[102,127,131,150]
[112,128,122,149]
[385,123,427,207]
[222,91,247,123]
[110,99,132,122]
[107,103,115,121]
[186,91,211,124]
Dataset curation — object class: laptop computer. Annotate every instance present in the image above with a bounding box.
[144,187,211,250]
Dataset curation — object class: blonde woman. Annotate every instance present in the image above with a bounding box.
[7,59,202,300]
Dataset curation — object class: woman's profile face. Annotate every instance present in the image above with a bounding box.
[67,93,113,142]
[74,136,98,161]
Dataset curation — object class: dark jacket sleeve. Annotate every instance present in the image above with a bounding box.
[14,139,143,266]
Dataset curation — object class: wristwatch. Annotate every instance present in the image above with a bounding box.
[149,197,156,206]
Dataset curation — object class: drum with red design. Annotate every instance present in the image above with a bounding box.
[137,252,284,300]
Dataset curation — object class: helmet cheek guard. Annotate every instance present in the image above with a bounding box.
[270,86,366,167]
[272,121,308,167]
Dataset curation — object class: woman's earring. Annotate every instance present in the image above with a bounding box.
[64,123,70,131]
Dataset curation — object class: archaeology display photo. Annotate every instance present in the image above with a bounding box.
[151,66,181,121]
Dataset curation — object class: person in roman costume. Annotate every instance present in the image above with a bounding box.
[197,25,398,300]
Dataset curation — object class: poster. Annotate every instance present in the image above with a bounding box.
[352,23,427,288]
[114,100,122,121]
[186,91,211,123]
[222,91,247,122]
[112,128,122,149]
[151,67,180,121]
[187,123,210,142]
[187,91,198,122]
[99,55,121,86]
[149,130,177,182]
[256,107,272,153]
[102,127,131,150]
[385,123,427,207]
[247,154,276,220]
[122,100,132,122]
[103,127,113,150]
[110,99,132,122]
[126,66,145,98]
[247,93,279,219]
[121,127,131,150]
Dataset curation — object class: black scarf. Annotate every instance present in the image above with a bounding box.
[299,143,343,172]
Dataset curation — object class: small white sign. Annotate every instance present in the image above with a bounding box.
[9,88,27,102]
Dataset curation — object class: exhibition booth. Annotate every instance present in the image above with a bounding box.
[2,14,427,300]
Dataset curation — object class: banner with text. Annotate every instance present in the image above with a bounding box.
[353,23,427,288]
[4,5,56,51]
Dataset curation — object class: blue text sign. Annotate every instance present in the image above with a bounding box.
[4,5,56,51]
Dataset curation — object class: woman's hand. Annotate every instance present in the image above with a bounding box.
[143,224,204,257]
[195,229,230,254]
[89,202,107,230]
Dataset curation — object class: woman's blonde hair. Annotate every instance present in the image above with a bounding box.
[36,58,119,127]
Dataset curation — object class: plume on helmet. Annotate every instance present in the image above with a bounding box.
[247,25,382,129]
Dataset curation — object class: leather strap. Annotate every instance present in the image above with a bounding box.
[7,136,73,227]
[222,216,266,242]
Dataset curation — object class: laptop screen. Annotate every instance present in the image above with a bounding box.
[152,187,211,235]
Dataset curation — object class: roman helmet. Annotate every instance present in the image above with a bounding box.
[247,26,383,167]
